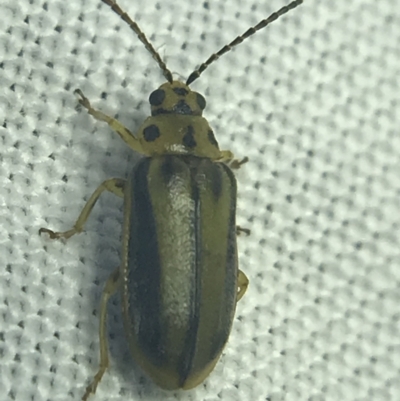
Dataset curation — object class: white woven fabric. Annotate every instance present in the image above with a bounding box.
[1,0,399,400]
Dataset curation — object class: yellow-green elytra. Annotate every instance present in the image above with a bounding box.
[39,0,304,399]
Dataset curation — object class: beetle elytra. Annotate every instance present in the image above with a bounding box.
[40,0,304,399]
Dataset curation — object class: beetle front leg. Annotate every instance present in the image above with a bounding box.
[75,89,146,155]
[39,178,126,240]
[237,270,249,302]
[82,268,120,401]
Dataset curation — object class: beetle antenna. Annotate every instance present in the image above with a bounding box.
[102,0,173,83]
[186,0,303,85]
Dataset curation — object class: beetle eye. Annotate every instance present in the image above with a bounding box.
[149,89,166,106]
[196,93,206,110]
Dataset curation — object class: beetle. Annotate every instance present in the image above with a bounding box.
[39,0,304,399]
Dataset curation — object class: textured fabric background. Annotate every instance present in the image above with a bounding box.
[1,1,399,400]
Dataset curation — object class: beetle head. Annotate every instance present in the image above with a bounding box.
[149,81,206,117]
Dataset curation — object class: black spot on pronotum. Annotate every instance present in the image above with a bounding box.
[173,87,189,96]
[174,99,192,115]
[143,125,161,142]
[196,93,206,110]
[149,89,165,106]
[207,130,218,147]
[182,125,196,148]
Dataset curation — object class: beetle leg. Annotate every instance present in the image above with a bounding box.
[236,226,251,236]
[82,268,120,401]
[75,89,146,155]
[229,156,249,170]
[218,150,234,162]
[237,270,249,302]
[39,178,126,240]
[218,151,249,170]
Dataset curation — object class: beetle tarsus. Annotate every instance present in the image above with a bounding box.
[39,227,79,240]
[74,89,92,110]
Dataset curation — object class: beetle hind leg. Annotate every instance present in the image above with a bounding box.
[82,268,120,401]
[39,178,125,240]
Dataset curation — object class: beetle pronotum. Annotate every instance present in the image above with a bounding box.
[40,0,304,399]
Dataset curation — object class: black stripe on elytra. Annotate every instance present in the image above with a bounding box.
[178,163,202,386]
[208,164,238,361]
[127,158,165,365]
[160,155,178,185]
[209,163,224,199]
